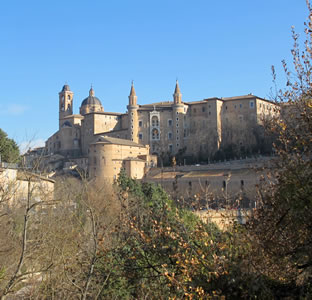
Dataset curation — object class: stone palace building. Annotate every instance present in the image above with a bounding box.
[45,82,278,182]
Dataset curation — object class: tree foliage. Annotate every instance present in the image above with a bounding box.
[92,170,265,299]
[247,1,312,297]
[0,129,20,163]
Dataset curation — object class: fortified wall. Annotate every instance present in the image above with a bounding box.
[144,157,273,209]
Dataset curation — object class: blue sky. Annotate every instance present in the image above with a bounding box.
[0,0,308,151]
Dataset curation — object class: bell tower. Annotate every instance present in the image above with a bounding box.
[59,84,73,128]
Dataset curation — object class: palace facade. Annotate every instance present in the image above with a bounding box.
[45,82,278,181]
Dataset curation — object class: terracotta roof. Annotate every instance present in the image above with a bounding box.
[222,94,257,101]
[94,128,127,135]
[222,95,278,104]
[91,136,146,147]
[186,98,221,105]
[63,114,84,119]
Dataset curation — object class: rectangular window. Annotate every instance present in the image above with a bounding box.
[168,144,173,152]
[168,132,172,140]
[250,100,254,108]
[139,120,143,127]
[139,133,143,140]
[168,119,172,126]
[202,106,206,112]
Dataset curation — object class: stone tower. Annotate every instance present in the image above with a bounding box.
[127,82,139,143]
[172,80,184,153]
[59,84,73,128]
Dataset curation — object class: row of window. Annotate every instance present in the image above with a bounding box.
[224,101,255,112]
[138,114,218,129]
[139,118,173,128]
[139,128,188,141]
[192,104,213,114]
[183,180,245,188]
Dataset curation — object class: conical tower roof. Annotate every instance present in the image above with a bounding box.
[174,80,181,94]
[129,81,136,96]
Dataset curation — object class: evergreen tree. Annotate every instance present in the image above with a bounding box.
[0,129,20,163]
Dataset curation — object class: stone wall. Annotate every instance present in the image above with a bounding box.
[144,157,273,208]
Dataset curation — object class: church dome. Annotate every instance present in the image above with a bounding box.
[80,87,104,115]
[81,87,102,107]
[81,96,102,106]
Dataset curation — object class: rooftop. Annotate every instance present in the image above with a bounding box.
[91,136,146,147]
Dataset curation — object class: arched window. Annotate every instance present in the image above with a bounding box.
[152,128,159,140]
[152,116,159,127]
